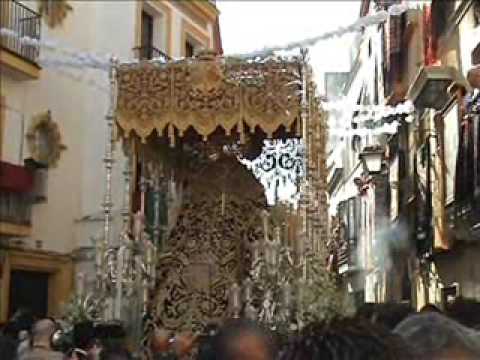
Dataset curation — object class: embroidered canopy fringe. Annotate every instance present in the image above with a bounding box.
[115,54,304,145]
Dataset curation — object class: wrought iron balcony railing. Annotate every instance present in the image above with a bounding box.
[133,46,171,61]
[0,0,41,64]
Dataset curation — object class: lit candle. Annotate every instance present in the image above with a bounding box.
[297,278,306,312]
[146,242,153,264]
[244,278,253,302]
[302,256,307,281]
[275,227,281,245]
[252,241,260,263]
[133,211,145,241]
[77,272,85,297]
[262,210,269,243]
[299,231,305,255]
[283,281,292,308]
[231,283,241,309]
[95,242,102,269]
[283,222,289,248]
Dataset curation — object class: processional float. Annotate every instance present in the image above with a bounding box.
[92,49,332,352]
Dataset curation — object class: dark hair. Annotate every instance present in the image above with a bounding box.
[445,297,480,329]
[73,321,95,350]
[356,303,414,331]
[394,312,480,358]
[100,346,132,360]
[419,304,442,313]
[278,317,408,360]
[196,323,220,360]
[3,308,35,338]
[355,303,377,320]
[212,319,274,360]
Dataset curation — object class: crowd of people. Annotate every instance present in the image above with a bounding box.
[2,297,480,359]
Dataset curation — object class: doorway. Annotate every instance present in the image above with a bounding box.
[9,270,49,319]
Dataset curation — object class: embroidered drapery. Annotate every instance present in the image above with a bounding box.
[115,56,303,144]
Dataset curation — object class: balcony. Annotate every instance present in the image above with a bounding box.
[133,45,171,62]
[0,0,41,80]
[0,161,34,237]
[446,92,480,242]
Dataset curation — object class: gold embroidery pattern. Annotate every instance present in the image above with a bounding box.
[153,157,266,333]
[116,56,302,143]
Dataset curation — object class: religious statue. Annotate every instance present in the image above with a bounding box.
[259,289,276,324]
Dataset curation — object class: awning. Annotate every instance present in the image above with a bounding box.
[0,161,34,193]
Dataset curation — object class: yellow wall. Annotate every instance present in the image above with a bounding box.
[0,249,73,323]
[1,0,218,299]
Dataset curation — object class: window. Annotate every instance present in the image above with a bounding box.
[185,40,195,58]
[141,11,154,59]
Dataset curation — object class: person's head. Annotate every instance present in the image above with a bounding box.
[73,321,95,350]
[445,297,480,329]
[419,303,442,314]
[3,308,35,339]
[213,319,273,360]
[278,317,408,360]
[196,323,220,360]
[394,312,480,359]
[31,318,58,348]
[355,303,379,322]
[467,66,480,89]
[356,303,414,331]
[99,346,132,360]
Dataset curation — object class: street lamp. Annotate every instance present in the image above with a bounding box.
[359,146,384,174]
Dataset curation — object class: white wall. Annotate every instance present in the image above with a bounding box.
[2,1,216,257]
[459,6,480,78]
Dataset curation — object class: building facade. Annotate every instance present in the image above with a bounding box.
[329,0,480,310]
[0,0,220,324]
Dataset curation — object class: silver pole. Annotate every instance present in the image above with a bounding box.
[152,174,162,250]
[99,57,118,293]
[299,49,310,254]
[122,139,133,230]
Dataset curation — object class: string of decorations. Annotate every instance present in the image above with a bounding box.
[329,120,402,137]
[0,2,408,69]
[229,3,409,59]
[323,99,414,116]
[0,2,412,136]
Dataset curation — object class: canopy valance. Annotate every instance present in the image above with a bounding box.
[115,53,304,144]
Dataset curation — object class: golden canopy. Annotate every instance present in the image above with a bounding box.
[115,52,304,145]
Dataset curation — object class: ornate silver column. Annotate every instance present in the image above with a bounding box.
[299,48,311,254]
[97,57,118,293]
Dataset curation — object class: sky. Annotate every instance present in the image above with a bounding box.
[217,1,360,89]
[217,1,361,203]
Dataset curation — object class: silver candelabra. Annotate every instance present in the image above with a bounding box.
[229,211,317,331]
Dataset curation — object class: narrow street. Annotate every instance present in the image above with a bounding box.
[0,1,479,359]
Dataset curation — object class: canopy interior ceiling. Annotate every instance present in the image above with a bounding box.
[115,53,305,146]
